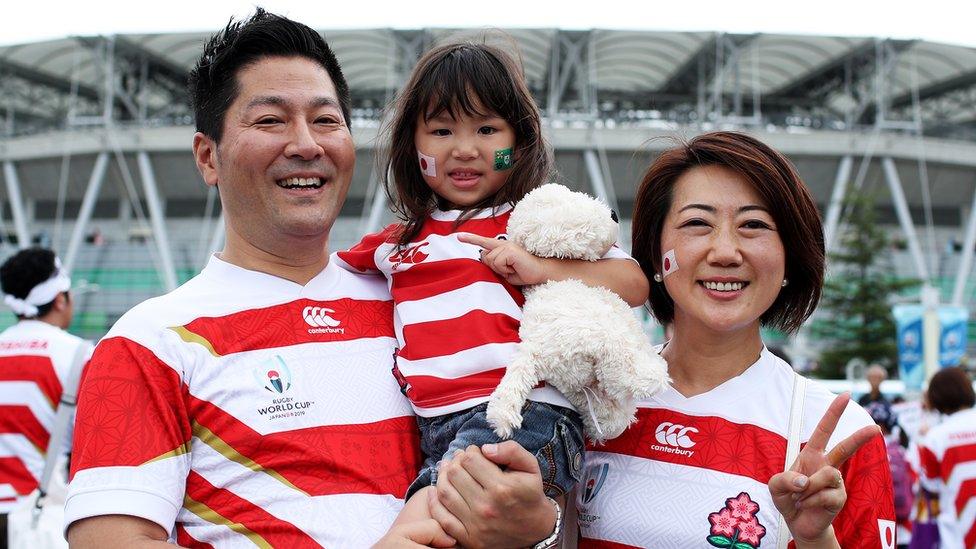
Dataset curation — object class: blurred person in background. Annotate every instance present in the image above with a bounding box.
[918,367,976,549]
[0,248,92,549]
[866,401,915,548]
[859,363,892,408]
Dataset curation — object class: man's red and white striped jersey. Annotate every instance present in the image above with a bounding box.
[918,407,976,549]
[65,257,421,548]
[0,320,90,513]
[576,348,896,549]
[335,206,630,417]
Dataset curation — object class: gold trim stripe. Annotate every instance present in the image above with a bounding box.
[144,441,191,465]
[183,493,273,549]
[192,421,309,496]
[169,326,221,357]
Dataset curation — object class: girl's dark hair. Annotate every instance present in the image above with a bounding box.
[383,40,552,247]
[927,367,975,415]
[631,131,825,333]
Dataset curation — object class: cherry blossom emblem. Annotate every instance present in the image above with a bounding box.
[706,492,767,549]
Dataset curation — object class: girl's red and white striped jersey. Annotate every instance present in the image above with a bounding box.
[335,206,630,417]
[576,348,896,549]
[0,320,91,513]
[65,257,421,548]
[918,407,976,549]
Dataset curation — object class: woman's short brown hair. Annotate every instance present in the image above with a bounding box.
[631,131,824,333]
[927,367,975,415]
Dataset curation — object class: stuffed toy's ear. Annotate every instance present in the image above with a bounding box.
[507,184,617,260]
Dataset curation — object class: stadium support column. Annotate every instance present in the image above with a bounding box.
[362,172,388,236]
[951,186,976,306]
[583,149,616,213]
[823,155,853,253]
[65,152,109,272]
[2,161,30,248]
[881,157,929,283]
[137,152,177,292]
[204,214,225,271]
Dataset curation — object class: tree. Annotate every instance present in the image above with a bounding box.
[811,190,920,379]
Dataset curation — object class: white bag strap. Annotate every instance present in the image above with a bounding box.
[36,340,91,500]
[776,372,806,549]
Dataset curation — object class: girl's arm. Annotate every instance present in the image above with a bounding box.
[458,233,649,307]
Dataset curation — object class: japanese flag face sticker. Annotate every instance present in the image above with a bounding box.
[662,249,679,278]
[418,150,436,177]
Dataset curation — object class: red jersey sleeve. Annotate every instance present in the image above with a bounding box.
[70,336,191,478]
[832,434,896,549]
[335,224,400,274]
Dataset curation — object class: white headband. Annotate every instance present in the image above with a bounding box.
[3,258,71,318]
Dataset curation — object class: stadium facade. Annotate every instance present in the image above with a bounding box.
[1,28,975,361]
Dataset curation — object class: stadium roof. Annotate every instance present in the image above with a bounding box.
[2,29,976,139]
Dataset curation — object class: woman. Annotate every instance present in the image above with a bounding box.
[575,132,894,548]
[918,366,976,549]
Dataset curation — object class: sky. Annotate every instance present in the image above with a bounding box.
[3,0,975,48]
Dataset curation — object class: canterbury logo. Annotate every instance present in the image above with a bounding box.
[302,306,341,328]
[654,422,698,448]
[390,242,429,270]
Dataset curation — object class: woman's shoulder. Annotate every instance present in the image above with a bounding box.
[800,376,875,443]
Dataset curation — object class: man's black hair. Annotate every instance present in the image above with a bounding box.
[188,7,351,142]
[0,248,60,318]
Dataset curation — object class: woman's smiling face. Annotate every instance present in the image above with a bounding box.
[659,164,786,335]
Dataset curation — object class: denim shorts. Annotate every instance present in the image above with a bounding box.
[405,401,585,500]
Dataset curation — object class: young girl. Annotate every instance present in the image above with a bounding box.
[335,40,648,527]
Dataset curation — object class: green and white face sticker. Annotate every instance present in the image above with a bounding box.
[493,147,513,171]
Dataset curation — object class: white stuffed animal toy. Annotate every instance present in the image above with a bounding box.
[486,183,669,444]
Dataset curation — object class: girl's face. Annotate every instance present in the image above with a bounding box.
[413,102,516,209]
[659,164,786,335]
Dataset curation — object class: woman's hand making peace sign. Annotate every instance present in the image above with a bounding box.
[767,393,882,548]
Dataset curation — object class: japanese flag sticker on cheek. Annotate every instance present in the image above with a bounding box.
[418,150,436,177]
[662,248,679,278]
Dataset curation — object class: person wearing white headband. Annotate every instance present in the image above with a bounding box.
[0,247,92,549]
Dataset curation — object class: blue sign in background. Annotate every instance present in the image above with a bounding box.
[938,306,968,367]
[893,304,924,391]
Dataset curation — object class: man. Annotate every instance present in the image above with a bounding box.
[858,363,892,407]
[63,11,428,547]
[0,248,91,549]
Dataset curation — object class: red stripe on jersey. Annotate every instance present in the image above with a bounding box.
[175,525,215,549]
[0,354,62,407]
[415,215,510,242]
[188,396,420,498]
[0,456,38,495]
[0,404,48,450]
[590,408,787,485]
[957,478,976,516]
[184,470,317,547]
[178,298,394,356]
[403,369,505,408]
[70,337,191,479]
[832,434,896,549]
[579,539,640,549]
[400,310,520,361]
[919,444,941,481]
[336,225,399,272]
[391,258,524,306]
[941,442,976,483]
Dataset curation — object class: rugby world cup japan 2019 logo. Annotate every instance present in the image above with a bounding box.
[254,355,292,393]
[706,492,767,549]
[577,463,609,529]
[253,356,315,421]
